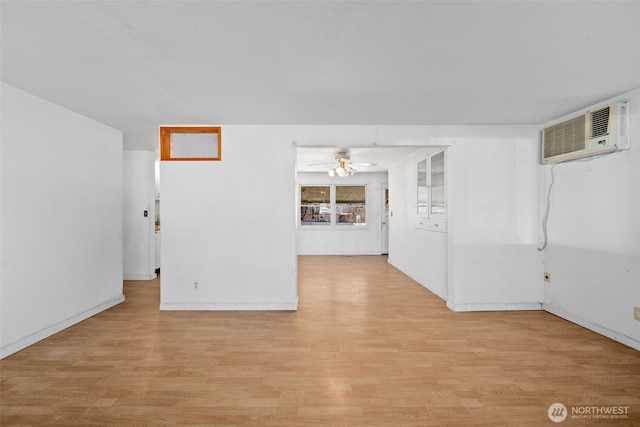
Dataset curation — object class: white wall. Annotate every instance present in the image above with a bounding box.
[160,124,545,313]
[159,124,470,311]
[160,126,298,310]
[296,172,387,255]
[388,129,542,310]
[541,88,640,350]
[1,83,124,358]
[388,147,449,300]
[123,150,156,280]
[160,125,453,311]
[447,136,542,311]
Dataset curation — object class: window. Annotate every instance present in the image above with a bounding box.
[300,185,367,227]
[300,186,331,225]
[335,185,366,226]
[417,150,447,231]
[160,126,221,161]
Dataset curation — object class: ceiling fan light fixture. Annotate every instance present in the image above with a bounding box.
[310,151,371,177]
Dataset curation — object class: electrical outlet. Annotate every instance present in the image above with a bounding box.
[634,306,640,321]
[194,280,198,289]
[544,272,551,283]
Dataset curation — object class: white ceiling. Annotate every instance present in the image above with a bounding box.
[2,1,639,170]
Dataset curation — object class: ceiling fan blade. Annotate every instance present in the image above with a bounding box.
[351,162,377,167]
[307,162,337,167]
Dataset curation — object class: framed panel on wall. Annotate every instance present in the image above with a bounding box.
[160,126,221,161]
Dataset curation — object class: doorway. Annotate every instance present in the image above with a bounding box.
[381,186,389,254]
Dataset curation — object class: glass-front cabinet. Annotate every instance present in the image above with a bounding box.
[417,150,447,232]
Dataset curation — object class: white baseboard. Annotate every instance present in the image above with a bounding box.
[123,273,157,281]
[543,304,640,351]
[297,251,382,256]
[447,302,543,312]
[160,301,298,311]
[387,259,448,301]
[0,295,125,359]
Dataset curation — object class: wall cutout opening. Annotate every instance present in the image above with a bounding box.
[160,126,221,161]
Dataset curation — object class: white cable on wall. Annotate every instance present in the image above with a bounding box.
[537,150,619,252]
[538,163,556,252]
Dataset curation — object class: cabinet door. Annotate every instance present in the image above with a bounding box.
[429,151,445,218]
[416,150,447,232]
[417,159,428,215]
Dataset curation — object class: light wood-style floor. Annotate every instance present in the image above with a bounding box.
[2,256,639,426]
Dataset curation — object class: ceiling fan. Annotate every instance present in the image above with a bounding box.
[309,151,376,177]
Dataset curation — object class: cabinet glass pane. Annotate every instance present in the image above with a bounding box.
[430,151,445,215]
[417,159,428,214]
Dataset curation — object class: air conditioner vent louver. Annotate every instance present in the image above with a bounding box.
[543,115,586,158]
[541,101,628,164]
[589,106,610,138]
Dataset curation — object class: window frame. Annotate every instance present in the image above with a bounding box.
[299,184,368,229]
[160,126,222,161]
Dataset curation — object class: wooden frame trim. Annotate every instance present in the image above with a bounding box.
[160,126,222,161]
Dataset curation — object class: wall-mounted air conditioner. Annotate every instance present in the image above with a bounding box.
[542,101,629,164]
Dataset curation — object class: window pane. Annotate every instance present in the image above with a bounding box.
[336,186,366,225]
[300,186,330,225]
[171,133,219,158]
